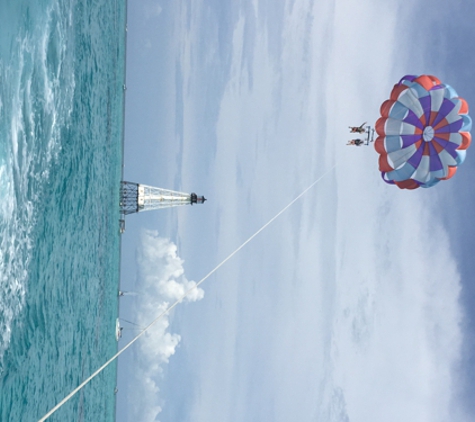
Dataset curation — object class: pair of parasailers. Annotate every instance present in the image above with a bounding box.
[347,122,370,146]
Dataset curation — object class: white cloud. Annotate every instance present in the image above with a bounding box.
[128,230,204,422]
[144,1,162,19]
[324,178,464,421]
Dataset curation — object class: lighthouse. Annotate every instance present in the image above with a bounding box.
[120,181,206,216]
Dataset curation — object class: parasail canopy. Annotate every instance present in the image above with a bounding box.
[374,74,472,189]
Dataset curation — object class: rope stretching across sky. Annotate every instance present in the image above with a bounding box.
[37,164,336,422]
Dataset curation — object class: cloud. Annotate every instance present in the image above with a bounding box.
[144,1,162,19]
[323,179,464,421]
[128,230,204,422]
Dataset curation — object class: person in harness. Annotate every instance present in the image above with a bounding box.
[347,139,365,146]
[349,122,367,133]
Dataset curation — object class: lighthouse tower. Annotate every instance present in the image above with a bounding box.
[120,181,207,216]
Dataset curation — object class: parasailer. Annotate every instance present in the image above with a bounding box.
[374,74,472,189]
[346,126,375,146]
[347,139,365,146]
[349,122,367,133]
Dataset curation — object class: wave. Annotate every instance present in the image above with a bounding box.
[0,0,76,367]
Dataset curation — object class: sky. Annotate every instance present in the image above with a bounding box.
[117,0,475,421]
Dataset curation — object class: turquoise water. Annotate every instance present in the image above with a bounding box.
[0,0,126,420]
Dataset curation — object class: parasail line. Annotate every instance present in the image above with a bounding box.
[119,318,143,328]
[37,164,336,422]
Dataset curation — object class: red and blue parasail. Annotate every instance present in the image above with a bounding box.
[374,75,472,189]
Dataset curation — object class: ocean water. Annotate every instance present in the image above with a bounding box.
[0,0,126,420]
